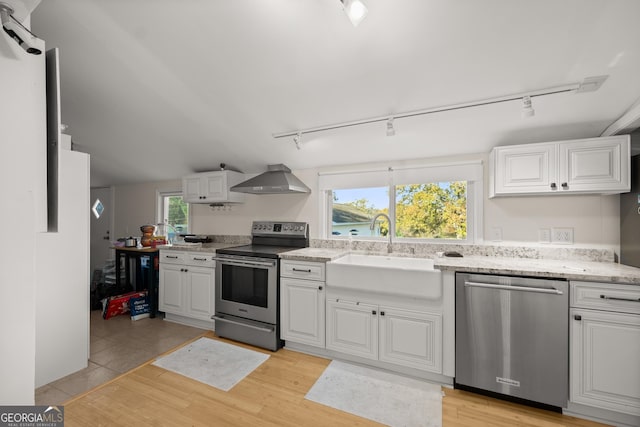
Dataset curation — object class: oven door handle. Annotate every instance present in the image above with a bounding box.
[213,258,276,268]
[211,315,274,333]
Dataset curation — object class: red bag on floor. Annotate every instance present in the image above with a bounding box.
[102,291,147,319]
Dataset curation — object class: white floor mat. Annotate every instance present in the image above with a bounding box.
[152,337,269,391]
[305,360,442,427]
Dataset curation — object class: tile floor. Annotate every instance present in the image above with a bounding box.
[35,310,206,405]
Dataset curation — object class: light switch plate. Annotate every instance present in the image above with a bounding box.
[490,227,502,242]
[538,228,551,243]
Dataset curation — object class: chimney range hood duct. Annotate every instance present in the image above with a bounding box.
[230,164,311,194]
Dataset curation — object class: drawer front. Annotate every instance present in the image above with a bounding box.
[281,260,325,281]
[186,252,216,268]
[159,250,186,264]
[571,281,640,314]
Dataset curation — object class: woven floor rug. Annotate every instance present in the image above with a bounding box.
[152,337,269,391]
[305,360,442,427]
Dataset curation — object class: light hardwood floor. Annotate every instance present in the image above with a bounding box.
[61,332,609,427]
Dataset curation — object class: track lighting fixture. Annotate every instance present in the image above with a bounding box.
[293,132,302,150]
[340,0,368,27]
[386,117,396,137]
[521,95,535,118]
[274,76,608,147]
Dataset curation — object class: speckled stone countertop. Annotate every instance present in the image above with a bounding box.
[433,255,640,284]
[156,242,238,254]
[280,248,640,285]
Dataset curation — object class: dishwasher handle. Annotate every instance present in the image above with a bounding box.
[464,281,564,295]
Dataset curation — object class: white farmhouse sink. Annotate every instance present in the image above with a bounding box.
[326,253,442,299]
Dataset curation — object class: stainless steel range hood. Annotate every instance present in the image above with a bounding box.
[230,164,311,194]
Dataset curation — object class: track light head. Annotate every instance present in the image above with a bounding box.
[340,0,368,27]
[386,118,396,137]
[293,132,302,150]
[521,96,535,118]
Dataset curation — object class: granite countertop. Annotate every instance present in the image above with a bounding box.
[156,242,238,254]
[280,248,640,285]
[280,248,348,262]
[433,255,640,284]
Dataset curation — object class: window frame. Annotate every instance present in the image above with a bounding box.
[156,190,191,236]
[320,161,483,244]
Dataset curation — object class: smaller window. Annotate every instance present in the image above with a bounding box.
[157,192,189,241]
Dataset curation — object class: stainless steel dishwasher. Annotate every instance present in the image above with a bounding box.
[455,272,569,410]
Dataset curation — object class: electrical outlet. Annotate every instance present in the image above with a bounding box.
[551,227,573,244]
[538,228,551,243]
[491,227,502,242]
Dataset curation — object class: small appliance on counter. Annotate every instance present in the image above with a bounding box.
[183,234,212,243]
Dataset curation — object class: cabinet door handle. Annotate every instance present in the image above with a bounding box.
[318,286,323,291]
[600,294,640,303]
[372,310,377,315]
[561,182,568,189]
[292,268,312,273]
[574,314,582,321]
[380,311,385,316]
[550,183,557,189]
[193,257,207,261]
[166,255,178,259]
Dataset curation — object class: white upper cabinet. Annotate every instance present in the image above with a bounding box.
[182,171,246,203]
[489,135,630,197]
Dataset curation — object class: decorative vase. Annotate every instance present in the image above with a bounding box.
[140,225,156,247]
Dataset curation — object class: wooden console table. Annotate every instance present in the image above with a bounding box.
[113,246,159,318]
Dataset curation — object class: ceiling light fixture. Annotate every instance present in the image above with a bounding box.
[340,0,368,27]
[273,76,607,144]
[293,132,302,149]
[521,95,535,118]
[386,117,396,136]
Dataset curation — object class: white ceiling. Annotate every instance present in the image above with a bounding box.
[30,0,640,187]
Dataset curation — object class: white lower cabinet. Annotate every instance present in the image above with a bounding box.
[326,299,378,360]
[379,306,442,372]
[159,251,215,329]
[280,277,325,347]
[570,281,640,417]
[326,297,442,373]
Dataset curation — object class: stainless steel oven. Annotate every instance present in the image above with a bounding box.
[214,255,277,324]
[212,221,308,351]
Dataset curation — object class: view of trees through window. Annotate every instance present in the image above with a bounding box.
[160,194,189,240]
[331,182,467,240]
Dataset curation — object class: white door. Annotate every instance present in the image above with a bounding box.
[379,307,442,373]
[159,263,184,314]
[281,278,325,347]
[326,298,378,360]
[89,187,113,274]
[570,308,640,416]
[186,266,215,320]
[493,143,557,194]
[559,136,630,192]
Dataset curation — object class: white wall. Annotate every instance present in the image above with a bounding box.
[184,153,619,251]
[35,143,90,387]
[0,18,45,404]
[113,179,183,240]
